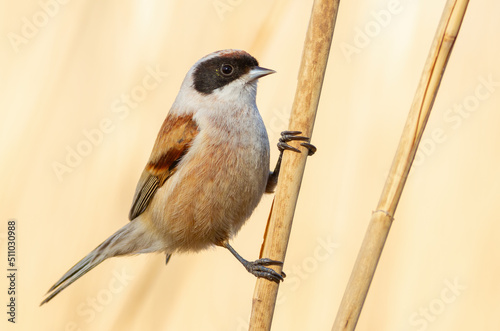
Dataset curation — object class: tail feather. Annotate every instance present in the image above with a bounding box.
[41,220,162,305]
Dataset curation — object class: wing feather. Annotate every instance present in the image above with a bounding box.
[128,113,199,220]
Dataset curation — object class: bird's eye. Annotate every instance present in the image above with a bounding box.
[220,64,234,76]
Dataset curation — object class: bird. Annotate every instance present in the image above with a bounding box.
[41,49,315,305]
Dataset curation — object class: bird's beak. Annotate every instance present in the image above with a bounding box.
[248,66,276,82]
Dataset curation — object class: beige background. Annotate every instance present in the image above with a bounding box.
[1,0,499,330]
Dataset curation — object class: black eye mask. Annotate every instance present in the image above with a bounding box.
[193,54,259,94]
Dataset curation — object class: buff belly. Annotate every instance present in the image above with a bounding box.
[145,131,270,253]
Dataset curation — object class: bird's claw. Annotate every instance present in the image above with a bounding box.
[300,142,317,156]
[278,131,316,156]
[244,258,285,283]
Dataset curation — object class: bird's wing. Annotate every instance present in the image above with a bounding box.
[128,113,199,220]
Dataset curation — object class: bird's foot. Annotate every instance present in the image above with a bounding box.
[278,131,317,156]
[243,258,285,283]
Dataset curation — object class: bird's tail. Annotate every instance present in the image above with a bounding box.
[40,220,162,305]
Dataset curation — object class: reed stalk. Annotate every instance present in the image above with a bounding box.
[248,0,341,330]
[332,1,470,330]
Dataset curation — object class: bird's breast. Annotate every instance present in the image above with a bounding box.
[148,109,270,252]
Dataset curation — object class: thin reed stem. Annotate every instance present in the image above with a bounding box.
[248,0,341,330]
[332,1,470,330]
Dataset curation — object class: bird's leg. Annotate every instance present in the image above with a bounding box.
[266,131,317,193]
[222,242,285,283]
